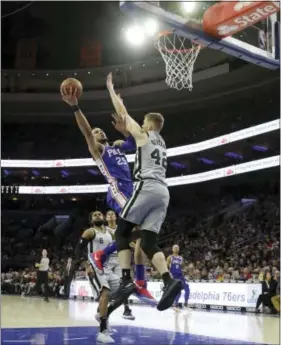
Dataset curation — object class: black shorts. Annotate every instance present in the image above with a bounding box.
[37,271,48,284]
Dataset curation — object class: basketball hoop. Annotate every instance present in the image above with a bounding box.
[154,31,202,91]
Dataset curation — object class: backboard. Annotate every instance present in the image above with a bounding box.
[120,1,280,71]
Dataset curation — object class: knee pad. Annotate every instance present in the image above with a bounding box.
[115,218,135,252]
[140,230,161,260]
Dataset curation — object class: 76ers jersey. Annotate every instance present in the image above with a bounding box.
[96,145,132,183]
[87,228,113,254]
[170,255,183,278]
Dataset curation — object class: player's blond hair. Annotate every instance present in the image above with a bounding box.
[145,112,164,132]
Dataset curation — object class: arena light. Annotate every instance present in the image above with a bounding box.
[125,25,145,46]
[143,18,158,37]
[182,1,196,13]
[198,158,214,165]
[252,145,268,152]
[225,152,243,160]
[32,170,40,176]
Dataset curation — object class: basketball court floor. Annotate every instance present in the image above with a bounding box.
[1,295,279,345]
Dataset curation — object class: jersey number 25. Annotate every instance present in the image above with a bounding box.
[117,157,127,166]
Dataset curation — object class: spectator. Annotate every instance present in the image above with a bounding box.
[271,280,280,313]
[255,271,277,313]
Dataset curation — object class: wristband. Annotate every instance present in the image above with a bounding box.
[71,105,80,112]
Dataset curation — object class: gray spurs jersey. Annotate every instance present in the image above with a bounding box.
[134,131,167,185]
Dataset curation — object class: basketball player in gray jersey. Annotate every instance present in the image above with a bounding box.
[75,211,119,343]
[106,73,182,312]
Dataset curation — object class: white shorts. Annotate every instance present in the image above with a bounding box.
[88,253,120,296]
[107,255,121,278]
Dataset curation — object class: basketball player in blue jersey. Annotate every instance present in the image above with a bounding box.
[167,245,190,309]
[61,87,155,306]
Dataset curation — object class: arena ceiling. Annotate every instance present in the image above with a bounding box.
[2,62,279,123]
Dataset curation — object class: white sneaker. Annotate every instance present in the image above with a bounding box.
[97,330,114,343]
[95,313,115,335]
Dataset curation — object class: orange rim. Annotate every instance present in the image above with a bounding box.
[156,31,204,53]
[157,30,173,38]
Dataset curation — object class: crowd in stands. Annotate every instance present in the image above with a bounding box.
[2,178,280,304]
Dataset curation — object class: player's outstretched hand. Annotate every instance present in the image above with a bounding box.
[111,112,129,136]
[61,86,78,106]
[106,72,114,90]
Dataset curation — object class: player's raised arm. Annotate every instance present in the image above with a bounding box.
[111,112,130,138]
[75,228,95,261]
[106,73,147,143]
[112,113,136,152]
[61,87,102,159]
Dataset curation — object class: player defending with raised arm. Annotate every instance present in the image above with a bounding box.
[167,245,190,309]
[61,87,155,308]
[106,73,182,311]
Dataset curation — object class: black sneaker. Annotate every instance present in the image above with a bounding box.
[157,279,182,311]
[122,308,135,320]
[112,281,137,307]
[44,297,49,303]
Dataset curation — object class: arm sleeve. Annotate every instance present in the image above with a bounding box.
[120,136,136,152]
[75,237,89,261]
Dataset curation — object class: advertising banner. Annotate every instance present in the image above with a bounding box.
[70,280,261,308]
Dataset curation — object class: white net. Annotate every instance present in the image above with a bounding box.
[155,31,201,91]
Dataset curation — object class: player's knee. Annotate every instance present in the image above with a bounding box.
[115,218,135,252]
[140,230,161,260]
[100,287,110,301]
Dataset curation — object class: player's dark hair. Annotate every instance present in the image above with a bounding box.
[106,209,117,216]
[89,210,104,225]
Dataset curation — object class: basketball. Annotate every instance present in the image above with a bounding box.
[60,78,83,98]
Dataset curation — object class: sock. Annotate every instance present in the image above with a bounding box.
[100,316,107,332]
[122,269,131,283]
[107,300,121,318]
[135,264,145,283]
[162,272,172,286]
[107,304,115,318]
[184,282,190,303]
[103,242,117,259]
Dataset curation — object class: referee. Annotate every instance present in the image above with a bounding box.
[35,249,50,302]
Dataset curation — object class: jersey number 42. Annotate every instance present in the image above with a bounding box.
[151,148,167,169]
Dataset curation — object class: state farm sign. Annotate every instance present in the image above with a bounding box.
[203,1,280,38]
